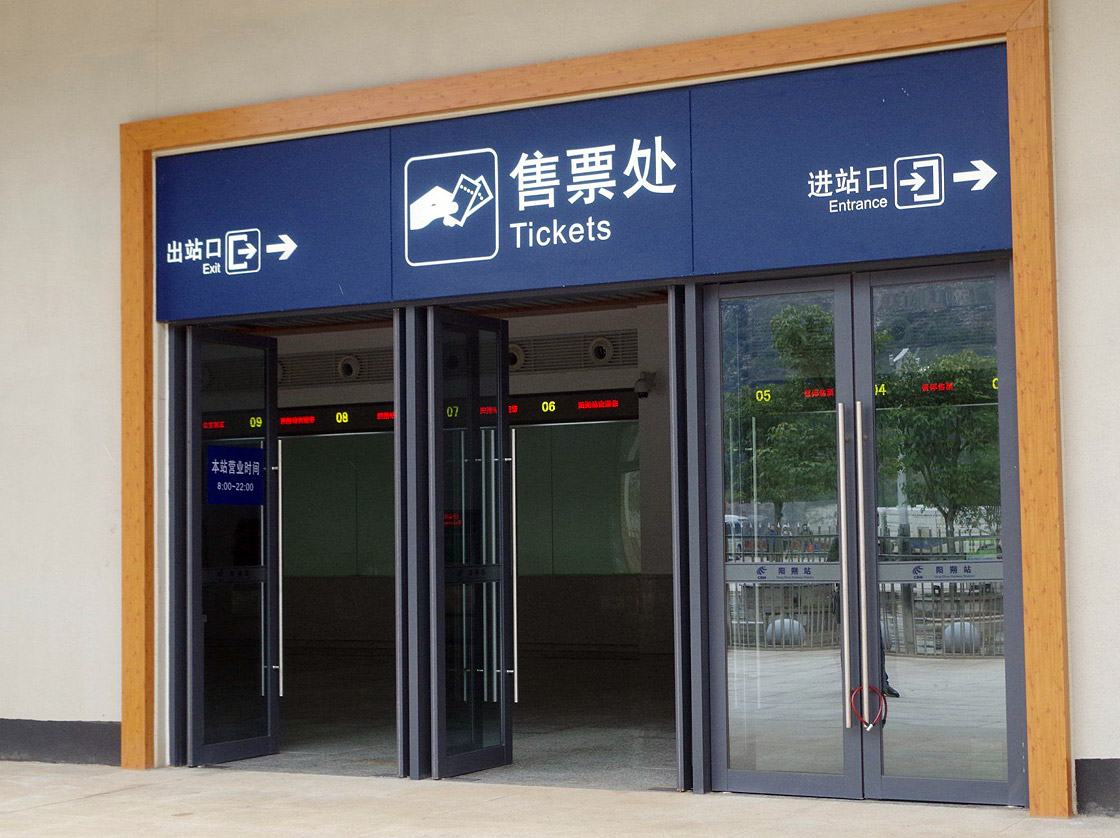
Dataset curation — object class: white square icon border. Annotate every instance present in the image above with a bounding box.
[893,153,944,210]
[404,148,499,267]
[224,228,261,275]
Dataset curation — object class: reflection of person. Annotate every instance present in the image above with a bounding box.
[874,510,900,699]
[881,623,900,698]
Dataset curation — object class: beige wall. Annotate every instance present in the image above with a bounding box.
[1,0,1116,766]
[1049,0,1120,763]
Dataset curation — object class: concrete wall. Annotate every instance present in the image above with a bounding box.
[1,0,1117,780]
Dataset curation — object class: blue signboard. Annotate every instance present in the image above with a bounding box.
[691,46,1011,274]
[390,88,693,300]
[154,45,1011,321]
[156,130,392,321]
[206,445,265,505]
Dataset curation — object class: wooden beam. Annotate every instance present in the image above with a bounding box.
[120,129,154,770]
[1006,0,1072,817]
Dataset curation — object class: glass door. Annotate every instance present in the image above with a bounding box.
[187,328,279,765]
[706,276,862,798]
[855,264,1026,805]
[707,263,1025,806]
[429,309,514,778]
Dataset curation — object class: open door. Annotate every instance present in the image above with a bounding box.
[428,309,514,778]
[187,327,280,765]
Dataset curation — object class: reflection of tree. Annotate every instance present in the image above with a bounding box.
[722,299,1000,548]
[877,351,1000,552]
[723,303,835,525]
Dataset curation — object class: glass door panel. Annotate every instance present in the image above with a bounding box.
[708,279,861,798]
[188,329,279,765]
[430,310,513,778]
[858,267,1026,805]
[708,264,1025,806]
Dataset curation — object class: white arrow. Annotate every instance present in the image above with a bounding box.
[952,159,997,191]
[899,171,926,192]
[265,233,298,260]
[237,240,258,260]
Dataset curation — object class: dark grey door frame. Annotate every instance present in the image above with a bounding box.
[668,284,710,793]
[852,260,1027,806]
[185,326,280,766]
[698,261,1026,806]
[395,306,428,779]
[703,275,864,799]
[427,307,514,779]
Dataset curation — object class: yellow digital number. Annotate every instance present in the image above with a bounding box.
[541,400,556,413]
[335,411,349,424]
[446,405,459,418]
[991,377,999,390]
[874,383,887,396]
[754,389,771,403]
[249,416,263,428]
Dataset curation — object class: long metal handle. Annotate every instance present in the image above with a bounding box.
[510,431,519,704]
[277,438,285,698]
[837,404,852,729]
[855,401,870,723]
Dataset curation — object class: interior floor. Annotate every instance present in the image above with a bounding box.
[451,655,676,791]
[213,652,397,777]
[215,653,676,791]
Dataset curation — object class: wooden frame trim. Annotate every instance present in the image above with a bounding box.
[120,0,1070,816]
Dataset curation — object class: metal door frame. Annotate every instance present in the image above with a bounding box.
[703,275,863,798]
[701,261,1027,805]
[186,326,280,766]
[852,260,1027,806]
[427,307,514,778]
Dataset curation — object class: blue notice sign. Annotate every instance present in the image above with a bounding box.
[156,130,392,321]
[206,446,265,505]
[391,87,693,300]
[691,46,1011,275]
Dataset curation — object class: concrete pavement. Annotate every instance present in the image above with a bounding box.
[1,761,1119,837]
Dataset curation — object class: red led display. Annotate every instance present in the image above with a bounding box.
[376,411,395,420]
[921,382,954,392]
[803,388,835,399]
[280,415,317,426]
[202,420,226,430]
[577,399,619,410]
[444,512,462,527]
[477,405,518,415]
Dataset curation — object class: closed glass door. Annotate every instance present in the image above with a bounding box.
[855,265,1026,805]
[429,309,514,778]
[707,263,1025,805]
[706,276,862,798]
[187,328,279,765]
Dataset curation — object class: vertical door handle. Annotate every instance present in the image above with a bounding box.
[855,401,871,724]
[510,430,519,704]
[836,403,852,729]
[277,439,285,698]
